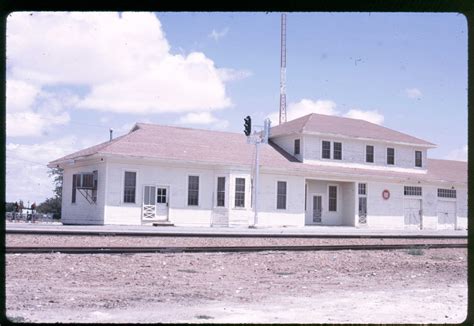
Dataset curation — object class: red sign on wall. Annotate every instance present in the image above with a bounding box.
[382,189,390,200]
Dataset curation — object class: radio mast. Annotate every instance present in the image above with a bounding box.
[279,13,287,125]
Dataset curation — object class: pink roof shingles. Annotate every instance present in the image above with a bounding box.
[49,122,465,185]
[270,113,436,147]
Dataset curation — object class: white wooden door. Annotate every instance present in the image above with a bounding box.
[142,186,156,220]
[155,186,169,220]
[312,195,322,223]
[404,199,422,228]
[437,200,456,229]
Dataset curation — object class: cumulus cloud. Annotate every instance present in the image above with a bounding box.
[444,145,467,161]
[6,136,99,203]
[217,68,253,82]
[343,109,384,125]
[405,88,422,99]
[7,12,234,115]
[268,99,385,126]
[178,112,229,130]
[6,111,70,137]
[208,27,229,41]
[268,99,338,123]
[6,79,40,112]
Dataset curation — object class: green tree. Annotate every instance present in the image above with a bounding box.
[36,168,63,219]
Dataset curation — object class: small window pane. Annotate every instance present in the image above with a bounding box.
[387,148,395,165]
[294,139,300,155]
[322,141,331,159]
[235,178,245,207]
[358,183,367,196]
[437,188,456,198]
[404,186,422,196]
[123,171,136,203]
[328,186,337,211]
[415,151,422,167]
[333,142,342,160]
[366,145,374,163]
[217,177,225,207]
[277,181,287,209]
[188,176,199,206]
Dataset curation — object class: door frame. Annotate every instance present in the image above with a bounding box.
[142,184,171,222]
[403,198,423,229]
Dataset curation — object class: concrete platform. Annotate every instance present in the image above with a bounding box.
[5,222,467,238]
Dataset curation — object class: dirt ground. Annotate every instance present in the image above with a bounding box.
[5,248,467,324]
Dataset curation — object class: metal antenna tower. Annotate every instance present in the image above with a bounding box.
[279,13,287,125]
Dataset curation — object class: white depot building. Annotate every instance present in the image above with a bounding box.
[48,113,467,230]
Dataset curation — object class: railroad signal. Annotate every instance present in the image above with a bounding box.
[244,116,252,136]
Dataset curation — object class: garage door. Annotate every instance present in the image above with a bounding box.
[404,199,422,228]
[437,200,456,229]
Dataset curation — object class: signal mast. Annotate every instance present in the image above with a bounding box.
[279,13,287,125]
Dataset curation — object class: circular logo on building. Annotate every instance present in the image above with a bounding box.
[382,189,390,200]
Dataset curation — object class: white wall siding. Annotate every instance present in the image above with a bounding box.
[105,160,216,226]
[302,135,427,171]
[365,182,405,229]
[456,187,468,229]
[61,161,105,225]
[271,135,303,161]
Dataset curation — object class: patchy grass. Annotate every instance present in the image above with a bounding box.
[195,315,214,320]
[407,248,424,256]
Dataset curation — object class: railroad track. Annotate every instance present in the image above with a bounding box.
[5,243,467,254]
[5,229,467,239]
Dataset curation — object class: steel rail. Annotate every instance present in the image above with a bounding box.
[5,243,467,254]
[5,229,468,239]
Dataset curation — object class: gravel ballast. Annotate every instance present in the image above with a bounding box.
[5,243,467,323]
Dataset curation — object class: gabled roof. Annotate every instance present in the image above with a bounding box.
[49,122,465,185]
[270,113,436,147]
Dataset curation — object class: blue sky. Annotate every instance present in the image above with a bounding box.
[6,12,467,204]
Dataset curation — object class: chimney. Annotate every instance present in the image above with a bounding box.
[109,128,113,141]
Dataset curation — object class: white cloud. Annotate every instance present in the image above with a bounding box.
[343,109,384,125]
[177,112,229,130]
[7,12,233,115]
[268,99,338,123]
[7,111,70,137]
[6,136,97,203]
[217,68,253,82]
[208,27,229,41]
[444,145,467,161]
[268,99,385,126]
[6,79,40,112]
[405,88,422,99]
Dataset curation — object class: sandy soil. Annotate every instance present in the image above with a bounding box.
[6,234,467,247]
[5,247,467,323]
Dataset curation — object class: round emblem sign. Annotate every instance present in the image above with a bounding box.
[382,189,390,200]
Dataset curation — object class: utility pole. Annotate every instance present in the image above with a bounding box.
[244,117,271,228]
[279,13,287,125]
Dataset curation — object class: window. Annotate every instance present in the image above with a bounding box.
[217,177,226,207]
[358,183,367,196]
[387,148,395,165]
[415,151,422,167]
[322,141,331,159]
[404,186,422,196]
[328,185,337,212]
[294,139,300,155]
[366,145,374,163]
[72,174,81,203]
[235,178,245,208]
[157,188,167,204]
[187,175,199,206]
[277,181,287,209]
[123,171,136,203]
[438,188,456,198]
[333,142,342,160]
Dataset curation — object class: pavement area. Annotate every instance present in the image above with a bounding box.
[5,221,467,237]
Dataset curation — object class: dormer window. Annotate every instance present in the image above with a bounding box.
[415,151,422,167]
[366,145,374,163]
[294,139,300,155]
[322,141,331,159]
[387,148,395,165]
[333,142,342,160]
